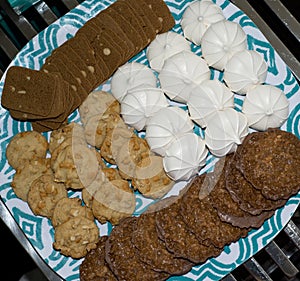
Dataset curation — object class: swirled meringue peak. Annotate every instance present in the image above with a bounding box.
[145,106,194,156]
[187,79,235,128]
[146,31,191,73]
[205,108,249,157]
[111,62,157,102]
[163,132,208,181]
[181,0,225,45]
[158,51,210,103]
[224,50,268,95]
[242,84,289,131]
[201,20,247,71]
[120,87,169,131]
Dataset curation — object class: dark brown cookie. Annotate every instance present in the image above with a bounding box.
[105,217,169,281]
[209,156,274,229]
[155,196,222,263]
[237,129,300,201]
[180,174,248,249]
[80,235,117,281]
[226,153,287,215]
[132,211,193,275]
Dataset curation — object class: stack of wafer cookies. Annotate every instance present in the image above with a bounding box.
[1,0,175,132]
[80,128,300,281]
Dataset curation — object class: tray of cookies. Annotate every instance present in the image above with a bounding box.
[0,0,299,280]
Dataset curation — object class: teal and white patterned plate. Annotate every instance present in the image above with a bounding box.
[0,0,299,280]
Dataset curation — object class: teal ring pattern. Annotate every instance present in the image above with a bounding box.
[0,0,299,280]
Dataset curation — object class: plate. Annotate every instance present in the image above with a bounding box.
[0,0,299,280]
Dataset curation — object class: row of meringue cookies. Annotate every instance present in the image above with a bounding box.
[180,0,290,131]
[110,61,208,182]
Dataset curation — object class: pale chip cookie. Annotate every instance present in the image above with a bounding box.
[132,155,175,199]
[100,125,134,164]
[79,90,120,126]
[53,216,99,259]
[6,131,48,170]
[82,168,122,208]
[51,144,99,189]
[116,135,153,180]
[91,179,136,225]
[11,158,52,201]
[49,122,86,154]
[52,197,94,227]
[27,174,67,218]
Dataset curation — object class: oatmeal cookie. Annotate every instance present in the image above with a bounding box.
[237,129,300,200]
[132,211,193,275]
[6,131,48,170]
[53,216,99,259]
[11,158,52,201]
[52,197,94,227]
[80,235,117,281]
[105,217,169,281]
[27,174,67,218]
[91,179,136,225]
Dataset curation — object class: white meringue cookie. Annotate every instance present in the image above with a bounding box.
[181,0,225,45]
[224,50,268,95]
[120,87,169,131]
[110,62,157,102]
[205,108,249,157]
[201,20,247,71]
[242,84,289,131]
[146,31,191,73]
[187,79,235,128]
[163,132,208,181]
[145,106,194,156]
[158,51,211,103]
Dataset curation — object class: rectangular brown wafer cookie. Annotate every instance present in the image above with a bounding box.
[119,0,156,44]
[103,7,143,53]
[90,32,123,77]
[144,0,175,33]
[109,1,149,50]
[71,33,105,88]
[94,11,135,61]
[1,66,60,118]
[42,56,88,103]
[51,39,97,89]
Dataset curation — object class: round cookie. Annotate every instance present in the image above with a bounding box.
[51,144,99,190]
[226,154,286,215]
[79,235,117,281]
[116,135,152,180]
[11,158,52,201]
[27,174,67,218]
[156,196,222,263]
[79,90,120,126]
[53,216,99,259]
[132,155,174,199]
[180,174,248,248]
[105,217,170,281]
[6,130,48,170]
[209,157,274,229]
[52,197,94,227]
[132,211,193,275]
[91,179,136,225]
[49,122,86,153]
[237,129,300,200]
